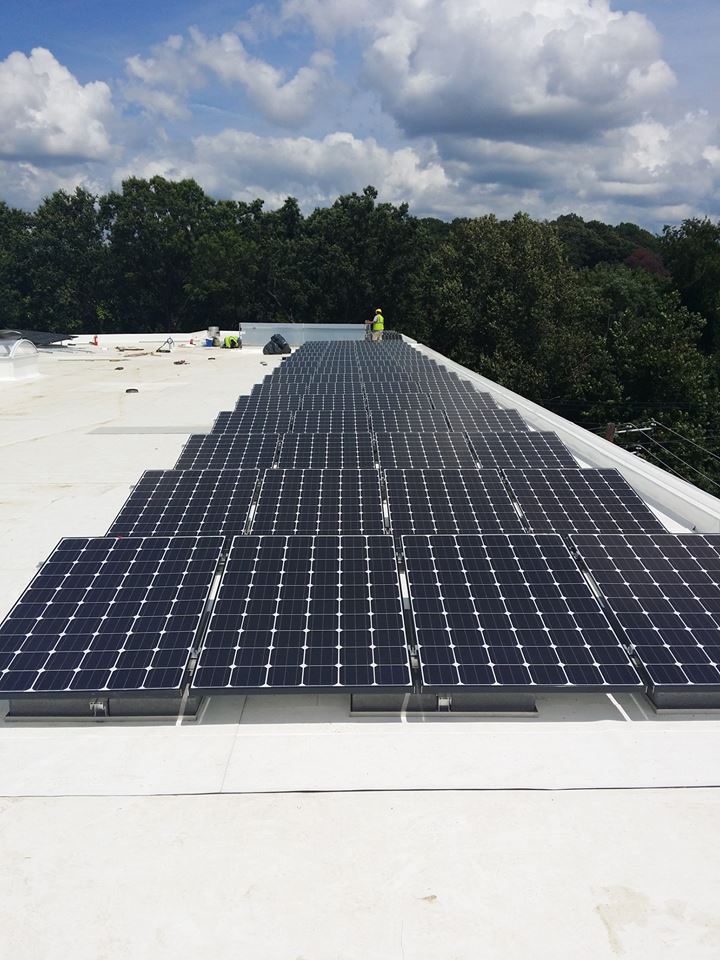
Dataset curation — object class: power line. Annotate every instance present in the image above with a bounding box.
[635,443,686,483]
[651,419,720,467]
[643,434,720,491]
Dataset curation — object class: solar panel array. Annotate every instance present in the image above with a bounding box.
[4,333,709,707]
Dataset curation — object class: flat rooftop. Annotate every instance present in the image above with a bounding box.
[2,340,720,959]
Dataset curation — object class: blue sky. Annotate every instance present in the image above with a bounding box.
[1,0,719,227]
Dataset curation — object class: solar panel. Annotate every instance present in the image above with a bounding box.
[108,469,260,537]
[375,432,477,469]
[0,536,224,695]
[467,432,580,470]
[276,433,376,469]
[402,534,642,690]
[251,469,385,535]
[175,434,278,470]
[364,394,436,412]
[505,469,667,534]
[299,396,367,411]
[386,469,526,535]
[426,391,498,411]
[363,382,426,394]
[211,411,296,434]
[370,410,451,433]
[444,409,530,432]
[291,411,371,433]
[572,533,720,691]
[192,535,411,691]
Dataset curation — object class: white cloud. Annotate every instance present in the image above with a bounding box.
[0,48,114,161]
[124,28,334,126]
[363,0,675,141]
[116,129,452,212]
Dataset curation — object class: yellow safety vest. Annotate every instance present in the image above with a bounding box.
[372,313,385,331]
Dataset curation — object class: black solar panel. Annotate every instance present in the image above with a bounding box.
[402,534,642,690]
[0,536,224,695]
[572,533,720,690]
[467,432,579,470]
[276,433,376,469]
[108,470,259,538]
[175,434,278,470]
[444,409,530,432]
[386,469,526,534]
[375,432,477,469]
[363,382,426,394]
[193,535,411,690]
[365,394,436,412]
[370,410,451,433]
[505,469,667,534]
[291,411,371,433]
[251,469,385,535]
[299,396,367,411]
[212,410,296,434]
[426,391,498,411]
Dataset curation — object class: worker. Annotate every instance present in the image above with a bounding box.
[371,307,384,343]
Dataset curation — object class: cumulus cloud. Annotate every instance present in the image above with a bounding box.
[116,129,452,211]
[363,0,675,141]
[124,28,334,126]
[0,48,114,161]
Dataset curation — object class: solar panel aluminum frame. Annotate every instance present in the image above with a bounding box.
[192,535,413,695]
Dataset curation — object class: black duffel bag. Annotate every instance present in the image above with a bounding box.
[270,333,291,354]
[262,339,282,354]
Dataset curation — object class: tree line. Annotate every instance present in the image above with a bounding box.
[2,178,720,492]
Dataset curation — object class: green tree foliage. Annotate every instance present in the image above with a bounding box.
[2,176,719,490]
[0,201,31,328]
[661,218,720,350]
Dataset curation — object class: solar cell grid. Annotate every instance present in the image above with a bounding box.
[467,432,580,470]
[365,395,436,412]
[299,395,368,411]
[375,432,477,469]
[572,533,720,689]
[292,411,371,433]
[192,535,411,691]
[212,410,296,433]
[236,393,303,406]
[505,469,667,534]
[251,469,385,535]
[108,469,259,538]
[0,536,224,695]
[428,392,498,411]
[175,434,279,470]
[370,409,451,433]
[402,534,642,690]
[363,382,427,394]
[386,469,526,535]
[444,409,530,432]
[276,433,376,469]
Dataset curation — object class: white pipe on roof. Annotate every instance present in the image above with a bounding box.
[406,336,720,534]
